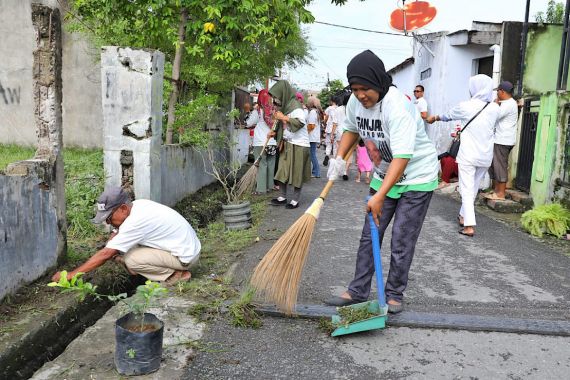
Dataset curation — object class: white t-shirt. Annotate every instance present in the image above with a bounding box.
[286,108,309,147]
[324,105,337,133]
[334,105,346,142]
[106,199,201,264]
[307,109,321,143]
[247,110,277,147]
[441,99,500,167]
[414,97,428,115]
[343,87,439,186]
[494,98,518,146]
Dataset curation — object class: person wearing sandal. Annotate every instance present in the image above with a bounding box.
[269,80,311,210]
[325,50,439,314]
[427,75,500,237]
[52,186,201,284]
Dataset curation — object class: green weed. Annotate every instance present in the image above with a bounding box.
[521,203,570,238]
[228,288,262,329]
[0,144,35,171]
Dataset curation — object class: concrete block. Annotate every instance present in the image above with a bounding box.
[485,198,526,213]
[506,189,534,208]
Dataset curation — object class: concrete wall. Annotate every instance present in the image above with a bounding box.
[0,4,66,300]
[530,92,570,206]
[524,24,569,95]
[390,63,415,98]
[0,0,102,148]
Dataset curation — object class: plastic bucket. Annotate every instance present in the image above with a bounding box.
[115,312,164,375]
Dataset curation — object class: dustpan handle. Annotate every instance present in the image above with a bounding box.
[368,211,386,308]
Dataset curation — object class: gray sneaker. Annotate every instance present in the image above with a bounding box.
[325,296,363,307]
[387,302,404,314]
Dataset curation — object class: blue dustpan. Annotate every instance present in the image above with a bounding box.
[331,211,388,336]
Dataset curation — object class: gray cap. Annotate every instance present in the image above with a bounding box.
[495,81,514,94]
[92,186,131,224]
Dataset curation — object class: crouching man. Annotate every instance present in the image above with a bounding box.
[52,186,201,285]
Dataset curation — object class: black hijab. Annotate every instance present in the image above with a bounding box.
[346,50,393,102]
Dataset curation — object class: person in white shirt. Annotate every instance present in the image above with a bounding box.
[268,80,310,209]
[307,96,322,178]
[333,92,353,180]
[485,81,519,200]
[246,89,278,194]
[52,187,201,284]
[323,98,338,166]
[427,74,500,237]
[413,85,428,120]
[325,50,438,314]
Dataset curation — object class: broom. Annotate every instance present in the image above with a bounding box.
[236,121,279,198]
[250,143,357,315]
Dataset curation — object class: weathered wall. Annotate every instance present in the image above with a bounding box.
[0,0,102,148]
[0,4,66,300]
[523,24,570,95]
[100,47,164,201]
[530,92,570,206]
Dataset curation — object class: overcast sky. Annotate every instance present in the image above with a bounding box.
[289,0,552,91]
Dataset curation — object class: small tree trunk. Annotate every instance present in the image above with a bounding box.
[165,7,188,144]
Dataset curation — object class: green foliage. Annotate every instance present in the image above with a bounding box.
[66,0,312,94]
[521,203,570,238]
[47,271,104,302]
[228,288,262,328]
[317,79,346,107]
[0,145,35,171]
[535,0,565,23]
[64,148,105,241]
[126,348,136,359]
[176,93,219,147]
[124,281,169,317]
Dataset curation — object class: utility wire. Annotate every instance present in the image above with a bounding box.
[314,21,412,37]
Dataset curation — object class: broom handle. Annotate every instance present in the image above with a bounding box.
[318,143,358,200]
[253,121,279,165]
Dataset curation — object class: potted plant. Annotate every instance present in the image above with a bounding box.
[48,272,168,375]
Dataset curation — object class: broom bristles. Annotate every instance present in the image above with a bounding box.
[236,164,259,198]
[250,212,318,315]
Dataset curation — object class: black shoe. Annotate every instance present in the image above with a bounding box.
[324,296,363,307]
[270,198,287,206]
[323,155,329,167]
[342,174,349,181]
[285,202,299,209]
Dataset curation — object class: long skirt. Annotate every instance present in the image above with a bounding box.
[274,142,311,188]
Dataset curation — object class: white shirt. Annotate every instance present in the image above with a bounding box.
[334,105,346,141]
[286,108,309,147]
[106,199,201,263]
[247,110,277,147]
[494,97,518,146]
[414,97,428,115]
[307,109,321,143]
[344,87,439,186]
[441,99,500,167]
[324,105,337,133]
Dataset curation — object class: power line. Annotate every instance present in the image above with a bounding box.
[314,21,412,37]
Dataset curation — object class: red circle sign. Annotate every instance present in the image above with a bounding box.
[390,1,437,32]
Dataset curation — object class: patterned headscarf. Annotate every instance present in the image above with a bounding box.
[268,80,301,115]
[257,89,274,126]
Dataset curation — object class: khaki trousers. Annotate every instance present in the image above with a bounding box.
[123,246,198,282]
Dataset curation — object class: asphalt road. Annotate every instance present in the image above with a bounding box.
[185,153,570,379]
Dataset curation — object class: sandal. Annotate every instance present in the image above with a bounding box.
[458,229,474,237]
[457,216,464,227]
[484,193,506,201]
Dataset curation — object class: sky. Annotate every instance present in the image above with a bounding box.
[289,0,552,91]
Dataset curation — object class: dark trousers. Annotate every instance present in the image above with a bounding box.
[347,190,433,303]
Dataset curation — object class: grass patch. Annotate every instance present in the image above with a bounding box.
[227,288,262,328]
[0,144,35,171]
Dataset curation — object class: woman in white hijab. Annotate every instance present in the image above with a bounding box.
[428,74,499,237]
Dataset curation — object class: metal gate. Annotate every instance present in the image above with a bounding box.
[516,99,539,192]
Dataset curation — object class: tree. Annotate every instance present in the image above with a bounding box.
[317,79,347,108]
[535,0,565,24]
[65,0,314,143]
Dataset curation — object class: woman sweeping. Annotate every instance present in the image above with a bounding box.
[246,89,278,194]
[269,80,310,209]
[427,74,499,237]
[326,50,439,313]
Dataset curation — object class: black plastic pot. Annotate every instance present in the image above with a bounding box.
[115,312,164,376]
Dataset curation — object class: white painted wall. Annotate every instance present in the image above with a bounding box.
[0,0,103,148]
[390,63,416,98]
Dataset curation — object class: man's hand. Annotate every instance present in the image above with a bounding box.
[273,111,287,121]
[367,193,385,227]
[51,271,72,282]
[327,157,346,181]
[426,115,437,124]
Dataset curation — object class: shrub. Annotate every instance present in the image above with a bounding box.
[521,203,570,238]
